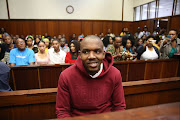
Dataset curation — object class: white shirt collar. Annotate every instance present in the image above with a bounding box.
[89,63,103,78]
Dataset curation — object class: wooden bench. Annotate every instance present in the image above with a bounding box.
[9,59,180,90]
[1,77,180,120]
[49,102,180,120]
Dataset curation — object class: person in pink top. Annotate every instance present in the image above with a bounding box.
[35,41,50,65]
[65,40,80,63]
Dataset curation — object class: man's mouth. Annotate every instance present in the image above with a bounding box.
[88,62,98,68]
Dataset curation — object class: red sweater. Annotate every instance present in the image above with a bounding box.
[65,52,77,63]
[56,53,126,118]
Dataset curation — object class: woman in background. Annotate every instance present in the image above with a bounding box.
[35,41,50,65]
[65,40,80,63]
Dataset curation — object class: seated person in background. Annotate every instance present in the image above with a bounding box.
[26,35,38,53]
[137,35,159,60]
[106,35,124,61]
[60,38,70,53]
[0,43,6,61]
[48,39,66,64]
[35,41,50,65]
[33,37,41,47]
[43,38,50,53]
[120,27,129,36]
[138,26,150,38]
[134,27,141,39]
[160,29,180,59]
[122,34,136,60]
[65,40,80,63]
[0,61,12,92]
[56,35,126,118]
[134,38,144,53]
[9,38,35,66]
[102,36,114,52]
[78,35,84,42]
[2,36,16,64]
[70,33,77,42]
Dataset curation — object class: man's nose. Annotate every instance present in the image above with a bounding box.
[88,51,96,59]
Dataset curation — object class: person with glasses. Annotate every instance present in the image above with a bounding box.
[160,29,180,59]
[9,38,35,66]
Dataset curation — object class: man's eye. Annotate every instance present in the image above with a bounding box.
[82,51,89,54]
[95,50,101,54]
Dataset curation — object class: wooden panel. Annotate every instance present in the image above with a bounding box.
[92,21,103,35]
[9,20,23,35]
[59,21,70,42]
[128,62,145,81]
[47,21,60,36]
[144,61,162,80]
[0,77,180,120]
[112,21,121,35]
[22,20,35,35]
[39,67,62,88]
[69,21,82,42]
[82,21,93,36]
[170,15,180,30]
[113,63,128,82]
[102,21,113,35]
[12,68,39,90]
[49,102,180,120]
[161,60,179,78]
[34,20,47,35]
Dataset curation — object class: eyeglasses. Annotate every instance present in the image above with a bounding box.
[17,41,25,44]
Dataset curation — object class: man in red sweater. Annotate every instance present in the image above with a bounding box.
[56,35,126,118]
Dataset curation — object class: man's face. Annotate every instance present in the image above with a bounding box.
[80,38,105,75]
[16,39,25,50]
[169,30,177,41]
[60,39,65,47]
[114,37,122,48]
[5,36,12,45]
[52,41,60,51]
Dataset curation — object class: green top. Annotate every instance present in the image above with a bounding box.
[168,47,177,58]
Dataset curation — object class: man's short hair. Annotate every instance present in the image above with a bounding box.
[52,39,60,43]
[80,35,102,49]
[16,38,25,44]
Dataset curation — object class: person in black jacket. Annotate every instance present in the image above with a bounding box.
[137,35,159,60]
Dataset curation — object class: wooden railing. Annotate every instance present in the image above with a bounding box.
[1,77,180,120]
[9,59,180,90]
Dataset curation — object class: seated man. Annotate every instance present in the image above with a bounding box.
[2,36,16,65]
[48,39,66,64]
[60,38,70,53]
[0,61,12,92]
[9,38,35,66]
[56,35,126,118]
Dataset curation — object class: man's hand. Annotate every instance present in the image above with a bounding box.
[163,38,171,46]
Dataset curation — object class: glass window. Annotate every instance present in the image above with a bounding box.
[175,0,180,15]
[142,4,148,20]
[158,0,173,18]
[135,6,140,21]
[149,1,156,19]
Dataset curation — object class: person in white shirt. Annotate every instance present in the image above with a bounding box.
[137,35,159,60]
[48,39,66,64]
[138,26,150,38]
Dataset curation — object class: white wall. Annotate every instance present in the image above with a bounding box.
[133,0,155,7]
[0,0,155,21]
[123,0,134,21]
[0,0,8,19]
[8,0,122,20]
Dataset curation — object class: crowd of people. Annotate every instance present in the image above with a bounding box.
[0,26,180,66]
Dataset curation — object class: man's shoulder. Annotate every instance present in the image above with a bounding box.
[10,48,18,53]
[61,64,76,75]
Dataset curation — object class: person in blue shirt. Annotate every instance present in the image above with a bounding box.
[9,38,36,66]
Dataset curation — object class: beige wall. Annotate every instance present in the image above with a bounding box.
[8,0,122,20]
[0,0,8,19]
[0,0,155,21]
